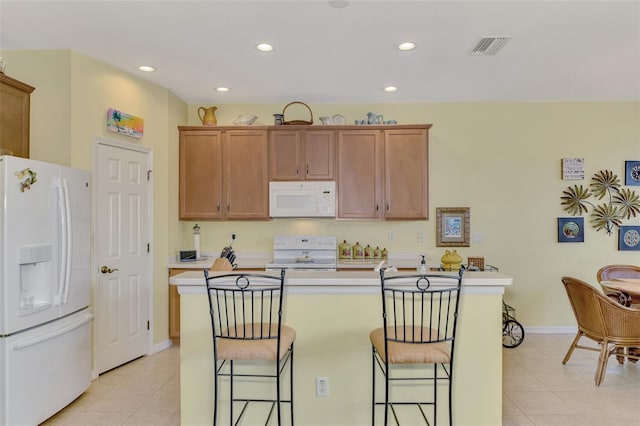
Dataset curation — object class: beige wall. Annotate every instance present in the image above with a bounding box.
[2,49,639,340]
[1,49,185,344]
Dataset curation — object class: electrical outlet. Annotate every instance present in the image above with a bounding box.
[417,231,425,243]
[472,232,485,244]
[316,376,329,397]
[388,232,396,243]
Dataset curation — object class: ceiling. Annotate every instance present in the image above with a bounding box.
[1,0,639,105]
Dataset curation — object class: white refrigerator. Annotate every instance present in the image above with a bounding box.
[0,155,93,426]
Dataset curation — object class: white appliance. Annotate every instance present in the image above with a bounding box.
[266,235,337,271]
[269,181,336,218]
[0,155,93,426]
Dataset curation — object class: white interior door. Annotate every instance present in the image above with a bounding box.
[94,139,152,374]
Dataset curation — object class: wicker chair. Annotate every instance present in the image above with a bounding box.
[561,276,640,386]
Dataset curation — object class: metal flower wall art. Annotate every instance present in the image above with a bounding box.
[561,170,640,235]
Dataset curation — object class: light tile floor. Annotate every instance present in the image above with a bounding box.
[40,345,180,425]
[503,333,640,426]
[41,334,640,425]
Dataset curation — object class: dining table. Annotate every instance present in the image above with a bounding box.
[600,278,640,306]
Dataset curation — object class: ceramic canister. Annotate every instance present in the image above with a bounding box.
[352,242,364,259]
[338,240,352,259]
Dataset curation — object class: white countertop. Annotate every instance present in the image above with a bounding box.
[170,269,512,295]
[167,253,271,270]
[168,252,432,271]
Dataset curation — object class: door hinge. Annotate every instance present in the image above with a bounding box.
[147,170,152,181]
[147,243,150,253]
[147,320,150,330]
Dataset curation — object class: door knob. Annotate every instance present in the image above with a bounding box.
[101,266,119,274]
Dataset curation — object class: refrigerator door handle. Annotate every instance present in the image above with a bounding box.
[54,180,67,305]
[12,312,94,350]
[61,178,72,304]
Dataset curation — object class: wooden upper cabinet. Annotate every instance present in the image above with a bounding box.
[179,124,428,221]
[269,130,302,180]
[384,128,429,219]
[337,129,383,219]
[337,125,430,220]
[269,129,335,181]
[178,127,268,221]
[223,130,269,220]
[304,130,335,180]
[179,129,222,220]
[0,74,35,158]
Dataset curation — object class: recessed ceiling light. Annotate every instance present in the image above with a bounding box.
[256,43,274,52]
[397,42,416,51]
[138,65,155,72]
[216,87,229,92]
[384,86,397,93]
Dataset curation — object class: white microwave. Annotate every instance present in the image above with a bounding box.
[269,181,336,218]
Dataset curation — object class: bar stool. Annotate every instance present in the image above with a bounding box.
[204,268,295,425]
[370,268,464,425]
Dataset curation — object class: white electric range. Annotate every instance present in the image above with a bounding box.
[265,235,337,271]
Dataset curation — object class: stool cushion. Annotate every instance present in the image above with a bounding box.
[217,323,296,361]
[370,326,451,364]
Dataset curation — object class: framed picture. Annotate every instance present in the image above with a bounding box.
[557,217,584,243]
[107,108,144,139]
[625,161,640,186]
[619,226,640,251]
[436,207,470,247]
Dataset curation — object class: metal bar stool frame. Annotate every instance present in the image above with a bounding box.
[204,269,294,426]
[371,268,463,425]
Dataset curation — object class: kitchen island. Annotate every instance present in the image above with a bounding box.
[170,270,512,425]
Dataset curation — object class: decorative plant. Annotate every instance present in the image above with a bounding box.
[561,169,640,235]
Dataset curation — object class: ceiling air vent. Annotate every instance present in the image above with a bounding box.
[470,36,511,56]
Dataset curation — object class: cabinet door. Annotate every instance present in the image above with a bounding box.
[0,74,35,158]
[337,130,383,219]
[269,130,302,180]
[223,130,269,219]
[384,128,428,219]
[179,129,222,220]
[305,130,335,180]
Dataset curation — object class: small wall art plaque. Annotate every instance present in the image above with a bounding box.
[619,226,640,251]
[561,158,584,180]
[107,108,144,139]
[625,161,640,186]
[558,217,584,243]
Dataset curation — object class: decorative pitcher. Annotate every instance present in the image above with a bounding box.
[198,106,218,125]
[366,112,377,124]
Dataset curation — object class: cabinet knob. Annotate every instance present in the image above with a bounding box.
[217,203,220,211]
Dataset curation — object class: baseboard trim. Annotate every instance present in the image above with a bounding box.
[152,339,173,354]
